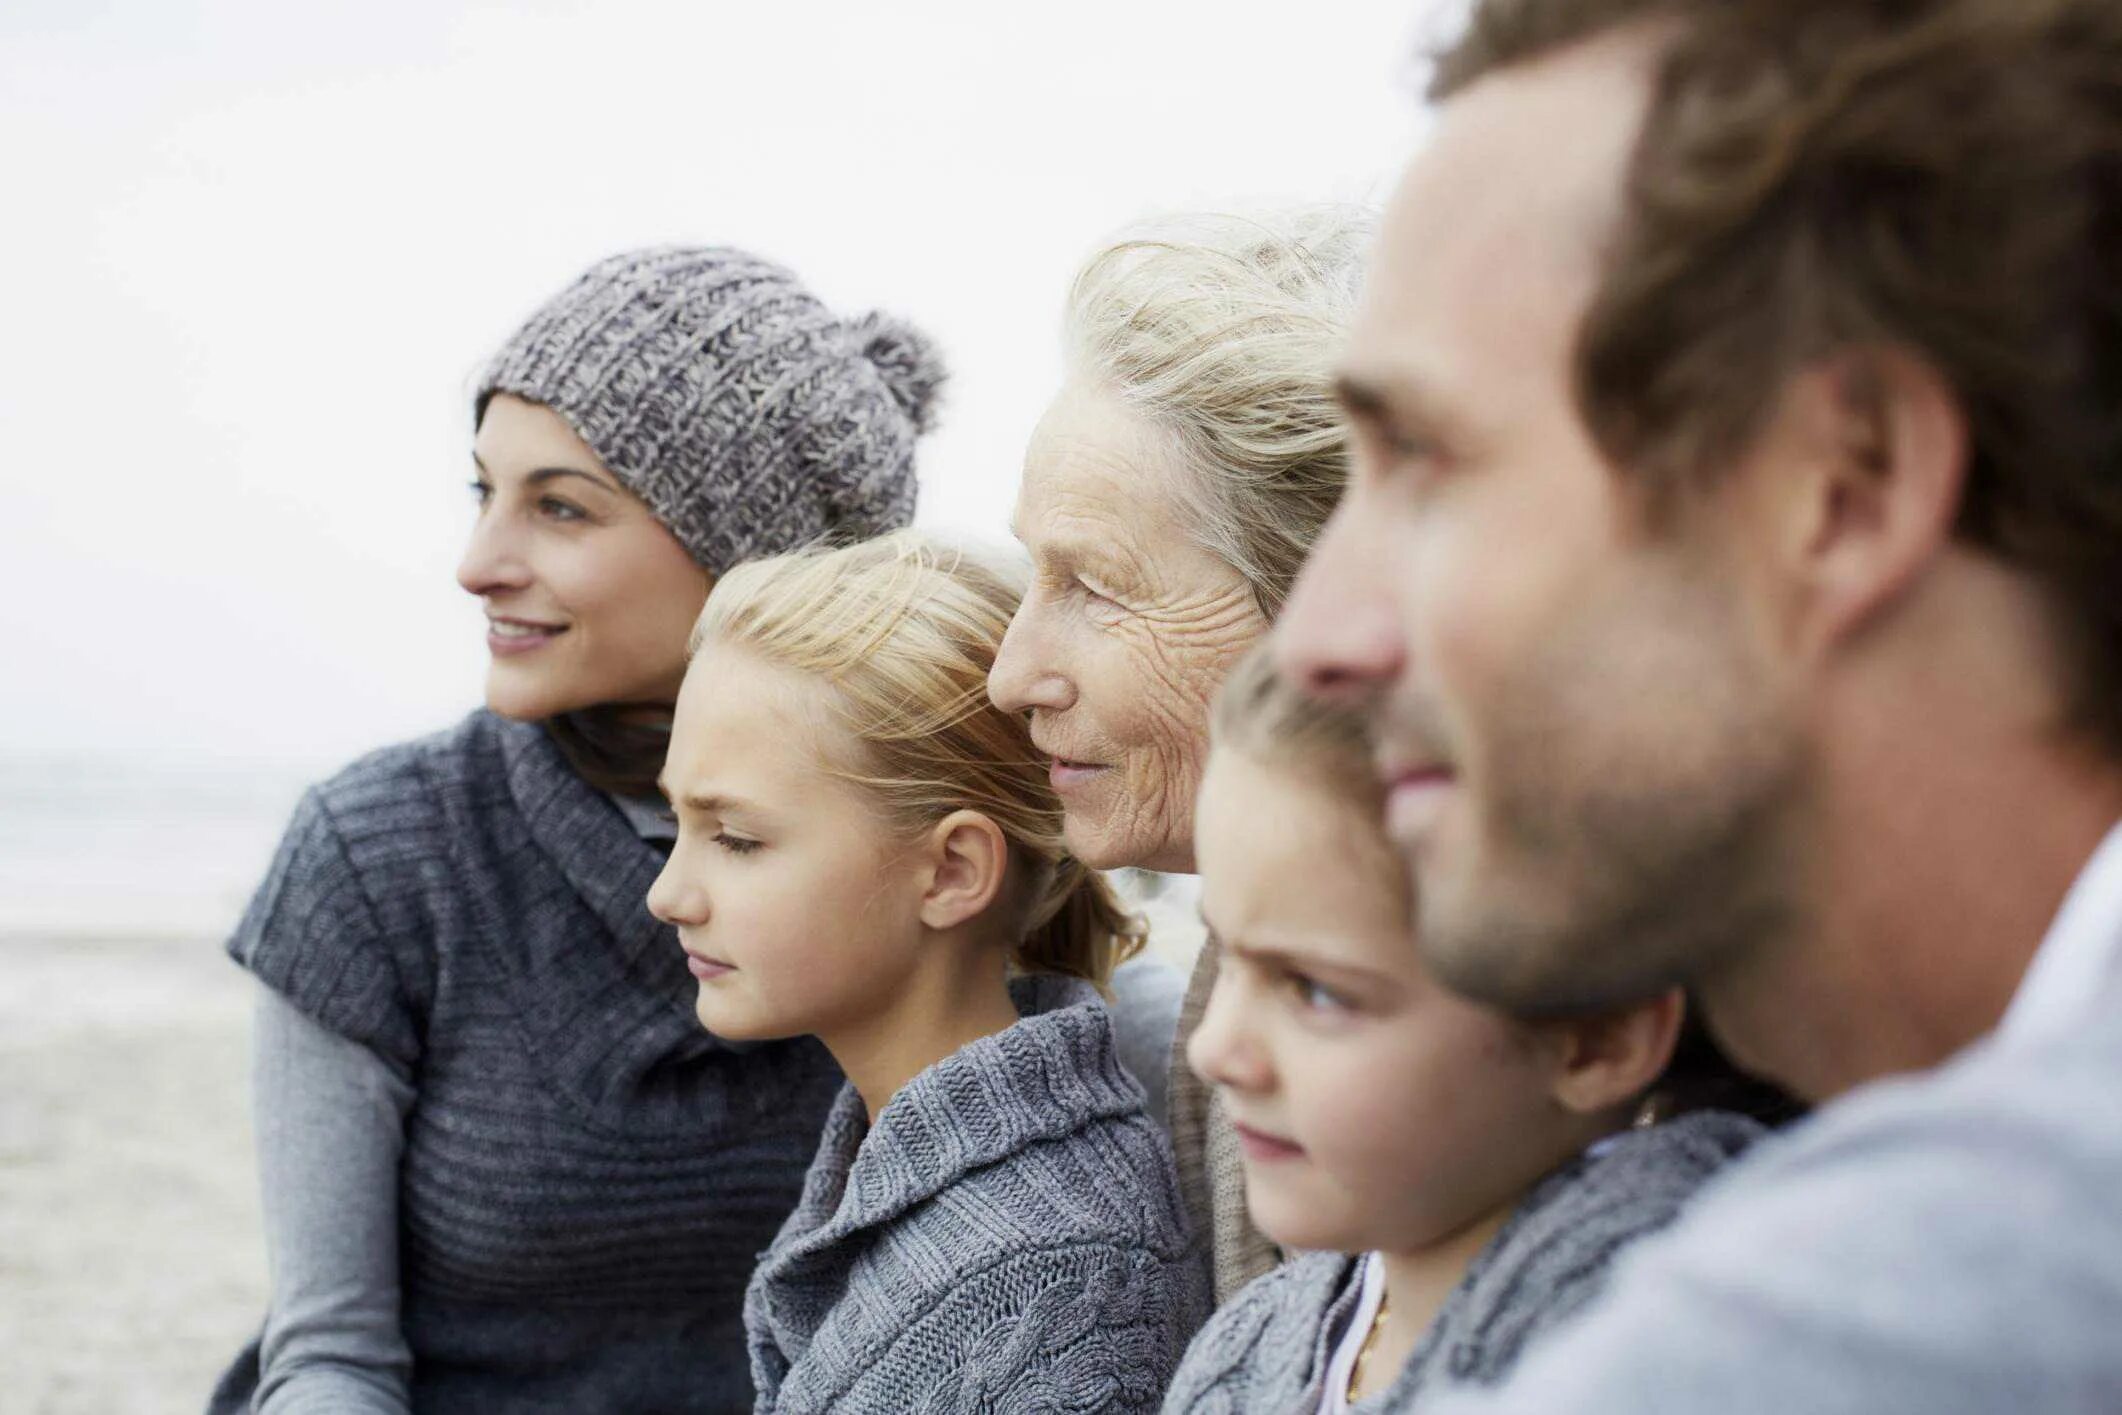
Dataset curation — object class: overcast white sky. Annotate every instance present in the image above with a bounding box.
[3,0,1441,772]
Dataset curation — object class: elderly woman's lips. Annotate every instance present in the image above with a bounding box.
[1048,758,1110,791]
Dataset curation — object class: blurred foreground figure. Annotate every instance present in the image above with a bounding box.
[1280,0,2122,1410]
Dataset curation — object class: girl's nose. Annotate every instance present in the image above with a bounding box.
[647,852,706,928]
[1185,953,1272,1095]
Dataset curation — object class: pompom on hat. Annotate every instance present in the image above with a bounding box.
[475,246,943,575]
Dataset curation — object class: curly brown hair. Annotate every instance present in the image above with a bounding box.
[1432,0,2122,755]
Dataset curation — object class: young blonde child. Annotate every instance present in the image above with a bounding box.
[647,531,1204,1413]
[1162,646,1776,1412]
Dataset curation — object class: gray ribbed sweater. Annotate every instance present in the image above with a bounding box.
[209,711,845,1413]
[746,975,1208,1414]
[1160,1110,1764,1413]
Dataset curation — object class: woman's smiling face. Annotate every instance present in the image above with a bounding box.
[988,380,1269,873]
[459,393,711,720]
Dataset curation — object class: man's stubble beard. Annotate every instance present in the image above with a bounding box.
[1406,599,1814,1019]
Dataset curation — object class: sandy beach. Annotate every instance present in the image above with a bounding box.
[0,876,1202,1415]
[1,936,265,1415]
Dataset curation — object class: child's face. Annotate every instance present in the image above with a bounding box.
[648,640,928,1042]
[1189,749,1580,1256]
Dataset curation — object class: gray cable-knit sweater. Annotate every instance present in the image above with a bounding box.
[746,975,1208,1414]
[209,711,847,1413]
[1160,1110,1764,1413]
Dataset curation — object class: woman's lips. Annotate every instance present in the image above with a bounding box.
[1048,758,1110,792]
[1229,1120,1305,1163]
[486,618,567,657]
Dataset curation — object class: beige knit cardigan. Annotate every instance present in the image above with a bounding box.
[1167,935,1284,1304]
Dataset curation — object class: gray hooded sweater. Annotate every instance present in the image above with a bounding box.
[1160,1110,1763,1413]
[746,975,1208,1414]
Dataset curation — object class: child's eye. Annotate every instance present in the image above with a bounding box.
[1288,973,1351,1014]
[713,832,762,856]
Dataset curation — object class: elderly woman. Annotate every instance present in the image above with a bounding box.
[988,207,1373,1303]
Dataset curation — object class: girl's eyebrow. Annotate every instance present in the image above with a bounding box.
[1202,910,1397,986]
[653,781,759,817]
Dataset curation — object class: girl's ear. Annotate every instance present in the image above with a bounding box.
[1541,988,1687,1117]
[916,810,1010,932]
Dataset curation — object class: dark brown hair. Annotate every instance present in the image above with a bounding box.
[1433,0,2122,756]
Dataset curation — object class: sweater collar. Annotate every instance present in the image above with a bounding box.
[499,718,680,979]
[760,974,1145,1273]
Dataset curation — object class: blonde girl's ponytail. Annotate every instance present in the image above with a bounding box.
[1014,854,1148,985]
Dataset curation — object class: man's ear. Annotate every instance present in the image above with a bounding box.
[1764,347,1970,659]
[915,810,1010,932]
[1541,989,1686,1117]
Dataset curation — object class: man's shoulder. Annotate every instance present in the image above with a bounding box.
[1417,1013,2122,1415]
[1736,1009,2122,1201]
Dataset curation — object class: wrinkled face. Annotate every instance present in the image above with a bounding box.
[990,380,1268,873]
[1189,750,1570,1254]
[1276,35,1804,1014]
[461,394,711,720]
[646,641,928,1041]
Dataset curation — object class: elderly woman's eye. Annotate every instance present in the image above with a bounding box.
[1077,577,1123,610]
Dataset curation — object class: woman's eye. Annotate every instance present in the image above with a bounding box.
[538,496,587,523]
[468,479,492,506]
[1077,578,1124,611]
[713,832,763,856]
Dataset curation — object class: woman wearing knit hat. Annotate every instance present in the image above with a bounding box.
[204,247,1179,1414]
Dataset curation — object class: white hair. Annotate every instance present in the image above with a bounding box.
[1063,205,1376,616]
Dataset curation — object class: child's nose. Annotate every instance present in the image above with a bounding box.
[647,854,705,928]
[1185,957,1271,1094]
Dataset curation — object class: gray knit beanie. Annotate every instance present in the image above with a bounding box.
[475,246,943,575]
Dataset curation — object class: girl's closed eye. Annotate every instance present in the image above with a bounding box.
[713,831,763,856]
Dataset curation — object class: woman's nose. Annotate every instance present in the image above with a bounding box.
[456,506,534,599]
[988,600,1076,714]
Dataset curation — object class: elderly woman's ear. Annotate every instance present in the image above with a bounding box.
[992,207,1376,875]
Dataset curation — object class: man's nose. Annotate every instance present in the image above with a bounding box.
[1275,495,1405,706]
